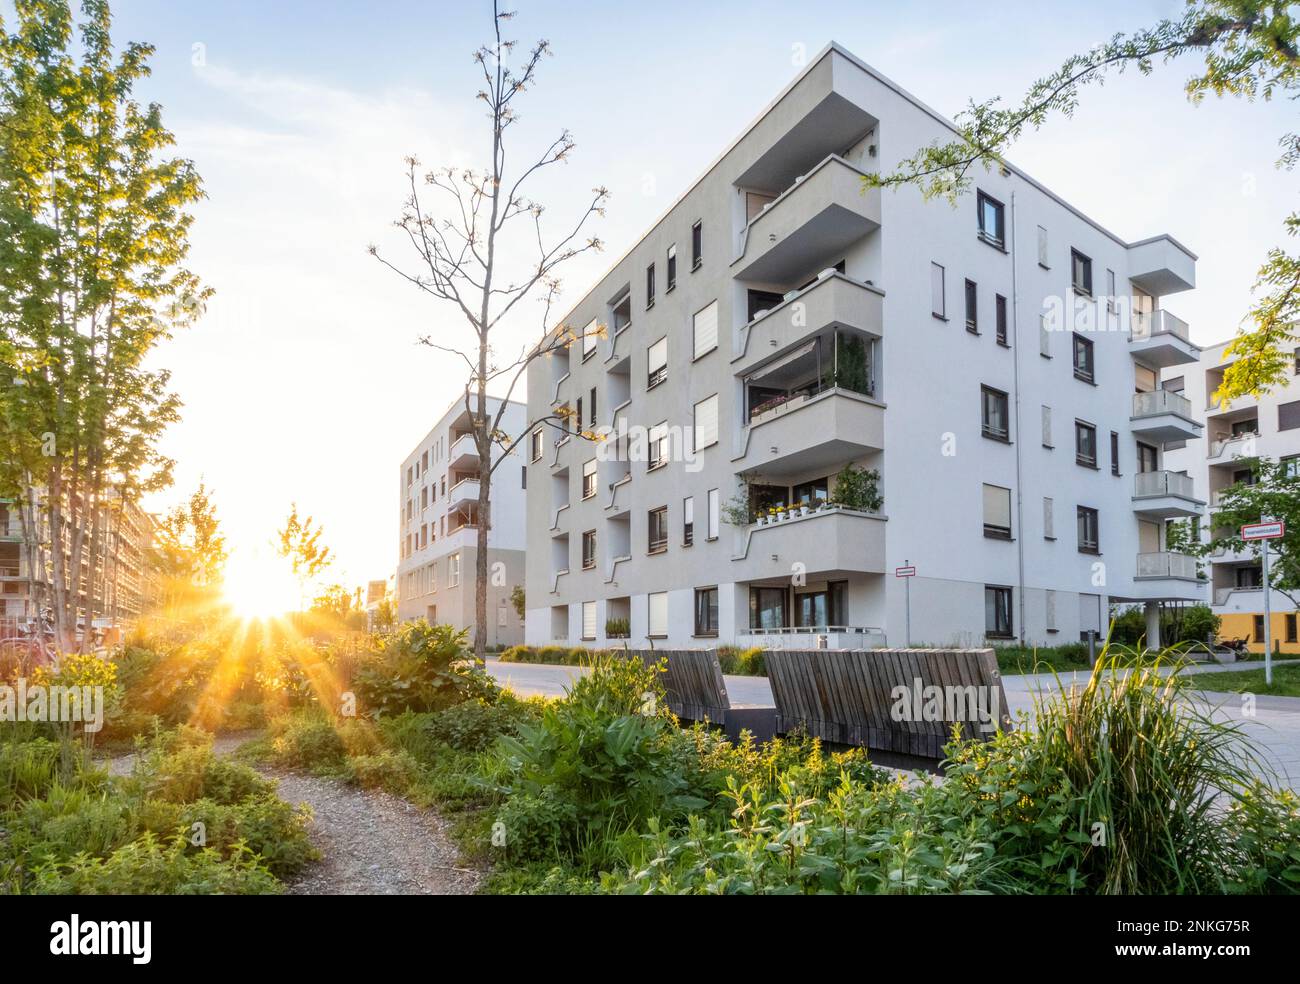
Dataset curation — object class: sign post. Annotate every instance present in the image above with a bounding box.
[1241,521,1286,685]
[895,562,916,647]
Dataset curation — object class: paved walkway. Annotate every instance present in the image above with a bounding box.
[485,656,1300,791]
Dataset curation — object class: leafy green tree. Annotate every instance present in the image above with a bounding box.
[0,0,208,649]
[869,1,1299,403]
[154,482,227,612]
[276,504,333,609]
[1197,456,1300,606]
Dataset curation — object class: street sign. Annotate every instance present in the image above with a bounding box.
[895,566,916,578]
[1241,521,1285,540]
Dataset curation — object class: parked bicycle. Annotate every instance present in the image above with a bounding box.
[0,609,58,681]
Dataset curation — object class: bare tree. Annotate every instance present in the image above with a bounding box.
[371,2,607,661]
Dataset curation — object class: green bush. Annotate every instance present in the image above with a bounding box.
[354,622,497,716]
[424,695,539,753]
[266,712,348,769]
[347,750,421,793]
[715,646,767,676]
[1224,784,1300,893]
[30,833,281,895]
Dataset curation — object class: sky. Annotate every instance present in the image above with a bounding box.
[54,0,1295,588]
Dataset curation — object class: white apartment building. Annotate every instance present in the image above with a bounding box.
[1164,341,1300,653]
[525,43,1207,651]
[396,396,527,648]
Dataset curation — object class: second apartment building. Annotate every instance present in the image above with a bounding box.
[525,43,1207,650]
[397,396,526,648]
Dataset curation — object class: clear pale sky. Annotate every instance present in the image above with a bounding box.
[75,0,1295,586]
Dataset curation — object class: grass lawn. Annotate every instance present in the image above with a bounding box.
[1190,664,1300,698]
[992,645,1097,676]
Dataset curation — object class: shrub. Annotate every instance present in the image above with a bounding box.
[30,833,281,895]
[266,711,347,769]
[347,750,421,793]
[715,646,767,676]
[1223,784,1300,893]
[424,696,538,754]
[353,622,497,716]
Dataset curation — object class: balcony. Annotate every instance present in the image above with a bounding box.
[1130,389,1202,443]
[1129,309,1199,368]
[1127,235,1196,296]
[446,477,480,510]
[448,433,478,470]
[1207,431,1258,462]
[738,625,887,650]
[1131,470,1204,519]
[731,505,886,581]
[1136,551,1200,581]
[734,387,884,478]
[734,273,884,376]
[733,156,881,283]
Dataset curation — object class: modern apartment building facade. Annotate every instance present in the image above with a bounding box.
[525,43,1207,650]
[396,396,527,648]
[1163,340,1300,653]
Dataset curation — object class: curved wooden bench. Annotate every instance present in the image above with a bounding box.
[623,649,730,725]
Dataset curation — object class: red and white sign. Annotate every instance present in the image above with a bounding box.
[894,566,916,578]
[1241,521,1286,541]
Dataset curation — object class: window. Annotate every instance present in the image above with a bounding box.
[693,394,719,451]
[648,421,669,469]
[1134,442,1158,475]
[995,294,1008,345]
[448,552,461,587]
[1043,496,1055,539]
[1106,269,1117,315]
[983,483,1012,539]
[521,464,526,489]
[694,586,718,636]
[1071,248,1093,295]
[1165,375,1185,392]
[406,466,413,487]
[421,450,428,471]
[931,263,946,318]
[1075,421,1098,467]
[581,600,597,640]
[693,300,718,359]
[575,398,582,433]
[691,220,702,269]
[1280,400,1300,432]
[750,586,787,629]
[981,385,1009,441]
[1045,589,1058,632]
[648,591,668,638]
[666,244,677,291]
[421,487,428,510]
[645,262,655,308]
[977,190,1005,247]
[648,506,668,553]
[1254,614,1265,643]
[647,336,667,388]
[1072,332,1094,383]
[1077,506,1099,553]
[1041,405,1053,448]
[581,458,597,499]
[589,387,597,426]
[964,279,978,333]
[1110,432,1121,476]
[985,585,1012,639]
[1295,347,1300,375]
[683,496,694,546]
[1288,613,1298,644]
[706,488,720,540]
[581,530,596,570]
[1036,225,1049,268]
[582,316,598,360]
[1039,315,1051,358]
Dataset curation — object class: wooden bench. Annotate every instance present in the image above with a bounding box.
[765,648,1012,761]
[624,649,730,725]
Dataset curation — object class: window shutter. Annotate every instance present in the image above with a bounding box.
[1043,497,1054,539]
[983,484,1011,531]
[683,496,694,525]
[707,488,719,539]
[694,394,719,450]
[648,337,667,373]
[1041,405,1052,447]
[1045,590,1057,631]
[930,262,945,317]
[693,301,718,358]
[582,601,597,639]
[1279,400,1300,432]
[582,316,598,357]
[648,592,668,636]
[1039,315,1051,357]
[1036,225,1049,267]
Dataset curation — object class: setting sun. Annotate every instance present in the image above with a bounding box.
[221,546,301,619]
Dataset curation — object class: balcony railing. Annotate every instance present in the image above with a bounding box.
[1136,551,1199,580]
[1132,389,1193,420]
[1209,431,1258,459]
[1133,470,1195,499]
[1131,309,1190,343]
[1215,585,1262,606]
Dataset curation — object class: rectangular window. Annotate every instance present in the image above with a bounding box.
[691,220,702,269]
[694,586,718,636]
[1046,589,1058,632]
[1280,399,1300,431]
[706,488,720,540]
[995,294,1008,345]
[981,385,1009,441]
[1072,332,1094,383]
[985,585,1012,639]
[1077,506,1099,553]
[647,336,668,388]
[530,429,543,462]
[977,190,1005,246]
[648,591,668,638]
[448,552,460,587]
[1254,614,1265,643]
[1110,431,1121,476]
[931,262,946,318]
[983,483,1012,540]
[964,279,978,333]
[666,244,677,291]
[1106,269,1117,315]
[581,600,597,640]
[581,458,598,499]
[693,300,719,359]
[646,262,655,308]
[1041,405,1053,448]
[581,530,596,570]
[749,586,787,629]
[1043,496,1055,539]
[575,398,582,433]
[1288,613,1297,644]
[1071,248,1093,295]
[1039,314,1051,358]
[521,465,526,489]
[683,496,694,546]
[648,506,668,553]
[1137,442,1159,473]
[648,421,668,469]
[1075,420,1098,467]
[693,394,719,451]
[1037,225,1049,267]
[582,315,598,359]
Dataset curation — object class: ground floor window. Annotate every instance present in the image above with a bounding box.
[1287,613,1297,644]
[985,585,1012,639]
[792,581,847,627]
[749,586,787,629]
[694,586,718,636]
[1254,614,1266,643]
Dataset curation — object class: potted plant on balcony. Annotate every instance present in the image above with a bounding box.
[830,464,883,513]
[721,487,755,527]
[605,617,630,640]
[773,505,786,523]
[797,500,810,517]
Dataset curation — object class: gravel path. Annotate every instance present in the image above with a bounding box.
[102,733,482,895]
